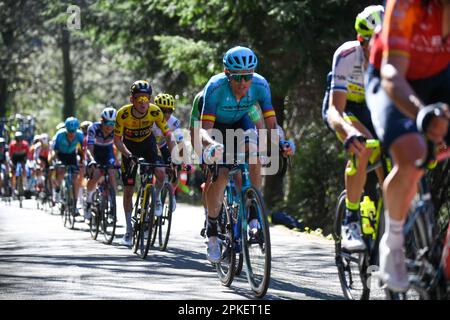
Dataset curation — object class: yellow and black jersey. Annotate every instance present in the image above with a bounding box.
[114,104,171,142]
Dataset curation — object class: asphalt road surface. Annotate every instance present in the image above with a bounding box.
[0,196,385,300]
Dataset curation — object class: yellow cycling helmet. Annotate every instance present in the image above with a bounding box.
[154,93,175,110]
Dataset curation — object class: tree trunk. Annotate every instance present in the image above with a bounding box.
[61,27,75,120]
[0,27,15,118]
[263,95,285,211]
[0,78,8,118]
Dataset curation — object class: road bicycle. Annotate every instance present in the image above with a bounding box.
[129,158,171,259]
[333,139,391,300]
[89,163,120,244]
[150,164,190,251]
[213,152,271,298]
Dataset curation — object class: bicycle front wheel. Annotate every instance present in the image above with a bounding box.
[333,191,370,300]
[135,184,156,259]
[90,191,100,240]
[65,182,76,229]
[101,186,117,244]
[241,187,271,298]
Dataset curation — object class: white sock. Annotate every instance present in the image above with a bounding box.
[384,211,405,250]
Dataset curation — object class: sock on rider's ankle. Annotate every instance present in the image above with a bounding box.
[344,199,360,224]
[206,216,218,237]
[384,211,405,249]
[125,212,132,234]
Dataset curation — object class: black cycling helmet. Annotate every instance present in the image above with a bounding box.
[130,80,152,96]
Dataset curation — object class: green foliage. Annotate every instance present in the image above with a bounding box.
[286,121,346,235]
[155,36,219,86]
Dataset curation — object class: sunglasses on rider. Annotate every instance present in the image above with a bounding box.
[227,73,254,82]
[135,95,150,103]
[104,121,115,126]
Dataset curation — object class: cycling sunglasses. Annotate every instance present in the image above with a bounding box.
[135,95,150,103]
[104,121,115,126]
[227,73,254,82]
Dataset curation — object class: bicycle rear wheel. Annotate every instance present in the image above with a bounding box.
[333,191,371,300]
[216,194,236,287]
[241,187,271,298]
[152,183,173,251]
[101,185,117,244]
[16,175,23,208]
[66,182,76,229]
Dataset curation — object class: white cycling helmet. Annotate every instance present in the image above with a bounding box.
[40,133,49,145]
[101,107,117,122]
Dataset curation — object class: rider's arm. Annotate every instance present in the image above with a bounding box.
[87,144,95,162]
[113,110,132,158]
[379,1,424,119]
[380,1,448,143]
[200,84,219,147]
[113,135,132,159]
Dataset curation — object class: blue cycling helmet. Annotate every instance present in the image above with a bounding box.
[65,116,79,133]
[223,46,258,71]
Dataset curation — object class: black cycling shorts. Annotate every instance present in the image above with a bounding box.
[365,64,450,152]
[121,134,158,187]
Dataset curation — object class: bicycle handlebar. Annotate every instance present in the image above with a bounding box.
[346,139,381,176]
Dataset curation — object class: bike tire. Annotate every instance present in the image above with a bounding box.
[157,183,173,251]
[17,175,23,208]
[241,187,271,298]
[235,252,244,276]
[333,191,371,300]
[135,185,156,259]
[216,193,236,287]
[132,189,143,254]
[102,185,117,244]
[90,191,100,240]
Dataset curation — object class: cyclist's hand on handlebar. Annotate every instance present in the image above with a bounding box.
[417,102,450,144]
[343,133,366,156]
[204,142,224,163]
[127,153,138,166]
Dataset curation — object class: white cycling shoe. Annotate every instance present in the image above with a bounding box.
[206,236,221,263]
[341,222,366,252]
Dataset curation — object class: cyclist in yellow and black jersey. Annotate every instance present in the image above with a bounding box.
[114,80,175,246]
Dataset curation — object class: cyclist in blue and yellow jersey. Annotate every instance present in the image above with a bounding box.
[200,46,294,263]
[49,117,84,213]
[325,5,384,252]
[114,80,175,247]
[365,0,450,292]
[84,107,118,220]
